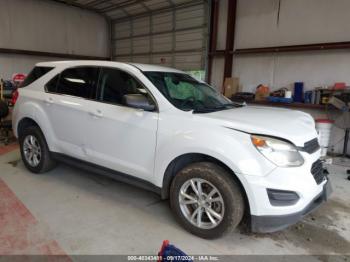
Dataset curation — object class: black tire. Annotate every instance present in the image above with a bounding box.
[170,162,244,239]
[19,125,57,174]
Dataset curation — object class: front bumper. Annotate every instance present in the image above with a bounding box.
[251,179,332,233]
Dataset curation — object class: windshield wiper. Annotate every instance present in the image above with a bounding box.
[222,102,246,108]
[193,103,244,113]
[193,108,217,113]
[216,103,235,108]
[212,102,245,110]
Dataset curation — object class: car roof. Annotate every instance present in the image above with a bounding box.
[36,60,185,73]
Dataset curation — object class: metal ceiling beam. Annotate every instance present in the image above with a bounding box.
[86,0,110,8]
[83,0,132,17]
[51,0,205,21]
[139,1,152,12]
[50,0,109,18]
[166,0,176,7]
[101,0,151,13]
[111,0,205,23]
[86,0,107,7]
[51,0,99,13]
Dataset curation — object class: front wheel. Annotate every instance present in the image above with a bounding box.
[170,162,245,239]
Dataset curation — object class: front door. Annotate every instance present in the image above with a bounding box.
[86,67,158,181]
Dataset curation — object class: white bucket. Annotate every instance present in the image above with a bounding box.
[315,119,334,157]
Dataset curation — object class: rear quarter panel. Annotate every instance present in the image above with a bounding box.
[13,88,59,152]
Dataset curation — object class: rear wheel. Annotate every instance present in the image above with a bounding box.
[19,126,57,173]
[170,162,244,239]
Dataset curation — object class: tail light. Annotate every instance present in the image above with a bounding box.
[11,89,19,105]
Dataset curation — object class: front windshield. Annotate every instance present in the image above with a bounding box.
[144,71,241,113]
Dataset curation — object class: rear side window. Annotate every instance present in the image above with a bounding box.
[45,75,60,93]
[56,67,99,99]
[21,66,54,87]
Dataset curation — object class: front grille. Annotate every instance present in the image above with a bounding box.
[311,159,325,184]
[300,138,320,154]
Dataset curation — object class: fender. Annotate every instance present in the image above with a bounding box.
[153,126,276,184]
[152,127,276,214]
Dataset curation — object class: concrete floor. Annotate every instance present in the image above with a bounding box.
[0,146,349,257]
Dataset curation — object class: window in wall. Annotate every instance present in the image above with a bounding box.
[98,68,152,106]
[57,67,99,99]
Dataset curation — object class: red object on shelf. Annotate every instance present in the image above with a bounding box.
[333,82,346,90]
[315,119,334,124]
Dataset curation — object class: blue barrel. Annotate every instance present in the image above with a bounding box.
[294,82,304,102]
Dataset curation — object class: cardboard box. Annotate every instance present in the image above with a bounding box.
[223,77,240,98]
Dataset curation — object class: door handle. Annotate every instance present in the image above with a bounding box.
[89,109,103,119]
[45,97,54,106]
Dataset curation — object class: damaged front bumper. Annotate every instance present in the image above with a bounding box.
[251,179,332,233]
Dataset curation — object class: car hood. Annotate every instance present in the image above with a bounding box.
[200,106,318,146]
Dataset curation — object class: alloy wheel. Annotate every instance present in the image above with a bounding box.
[23,135,42,167]
[179,178,225,229]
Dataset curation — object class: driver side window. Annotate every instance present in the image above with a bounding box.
[98,68,150,106]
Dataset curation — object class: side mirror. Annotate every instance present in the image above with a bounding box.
[123,94,156,111]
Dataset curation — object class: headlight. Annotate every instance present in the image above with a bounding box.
[251,135,304,167]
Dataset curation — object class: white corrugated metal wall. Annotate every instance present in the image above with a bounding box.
[112,1,208,71]
[0,0,109,79]
[210,0,350,154]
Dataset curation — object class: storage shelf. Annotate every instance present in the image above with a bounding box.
[247,100,334,110]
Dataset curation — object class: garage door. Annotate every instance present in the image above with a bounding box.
[112,1,208,72]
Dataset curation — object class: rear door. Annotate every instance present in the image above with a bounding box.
[44,66,100,159]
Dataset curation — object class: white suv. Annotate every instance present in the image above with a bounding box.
[12,61,332,239]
